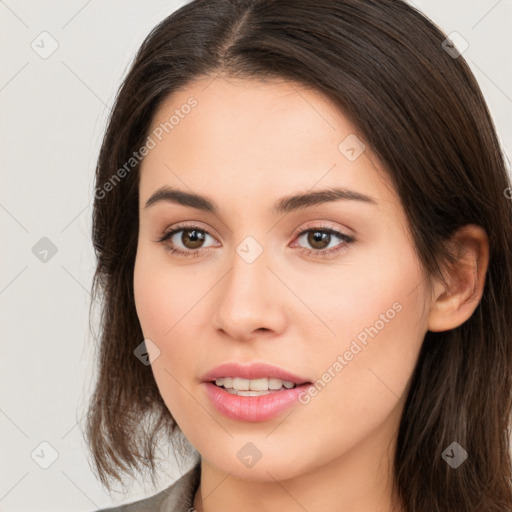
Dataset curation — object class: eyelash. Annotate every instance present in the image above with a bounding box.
[155,222,355,259]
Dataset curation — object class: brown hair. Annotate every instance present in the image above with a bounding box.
[85,0,512,509]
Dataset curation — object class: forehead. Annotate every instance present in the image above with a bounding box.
[144,75,355,166]
[139,75,396,216]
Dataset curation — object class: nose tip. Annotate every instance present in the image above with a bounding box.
[212,252,287,341]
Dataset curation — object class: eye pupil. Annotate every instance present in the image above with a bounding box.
[183,229,205,248]
[308,230,330,249]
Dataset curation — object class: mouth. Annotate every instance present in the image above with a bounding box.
[210,376,308,396]
[202,367,315,422]
[201,361,312,396]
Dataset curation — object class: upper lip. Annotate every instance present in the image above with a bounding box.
[201,362,311,385]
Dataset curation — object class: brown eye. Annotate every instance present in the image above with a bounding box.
[180,228,206,249]
[306,230,331,250]
[156,224,219,257]
[157,223,354,259]
[291,225,355,258]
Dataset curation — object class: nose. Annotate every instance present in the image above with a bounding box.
[212,241,288,342]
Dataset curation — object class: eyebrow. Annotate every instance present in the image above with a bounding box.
[144,185,377,214]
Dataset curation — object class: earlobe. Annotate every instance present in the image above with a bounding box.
[427,224,489,333]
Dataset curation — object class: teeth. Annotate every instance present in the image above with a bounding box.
[268,378,284,390]
[233,377,250,390]
[214,377,296,391]
[229,390,272,396]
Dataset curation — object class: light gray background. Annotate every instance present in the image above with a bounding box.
[1,1,511,511]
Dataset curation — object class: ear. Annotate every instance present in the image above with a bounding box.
[427,224,489,333]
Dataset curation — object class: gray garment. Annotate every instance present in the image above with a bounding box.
[96,462,201,512]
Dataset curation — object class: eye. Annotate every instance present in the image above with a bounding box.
[155,223,219,257]
[291,223,355,258]
[155,222,355,258]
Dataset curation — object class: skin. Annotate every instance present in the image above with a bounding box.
[133,74,489,512]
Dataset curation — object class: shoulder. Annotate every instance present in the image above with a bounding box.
[95,462,201,512]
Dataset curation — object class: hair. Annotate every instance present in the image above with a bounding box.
[84,0,512,509]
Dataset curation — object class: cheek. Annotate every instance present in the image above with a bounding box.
[305,248,427,436]
[287,230,426,350]
[297,233,423,370]
[133,248,201,426]
[133,245,197,338]
[312,299,424,466]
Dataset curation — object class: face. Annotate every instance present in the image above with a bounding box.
[133,75,431,482]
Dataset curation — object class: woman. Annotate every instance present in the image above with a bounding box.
[85,1,512,510]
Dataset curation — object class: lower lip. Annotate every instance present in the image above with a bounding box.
[203,382,312,422]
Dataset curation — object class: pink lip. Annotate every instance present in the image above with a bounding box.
[201,362,313,422]
[203,382,313,422]
[201,362,310,384]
